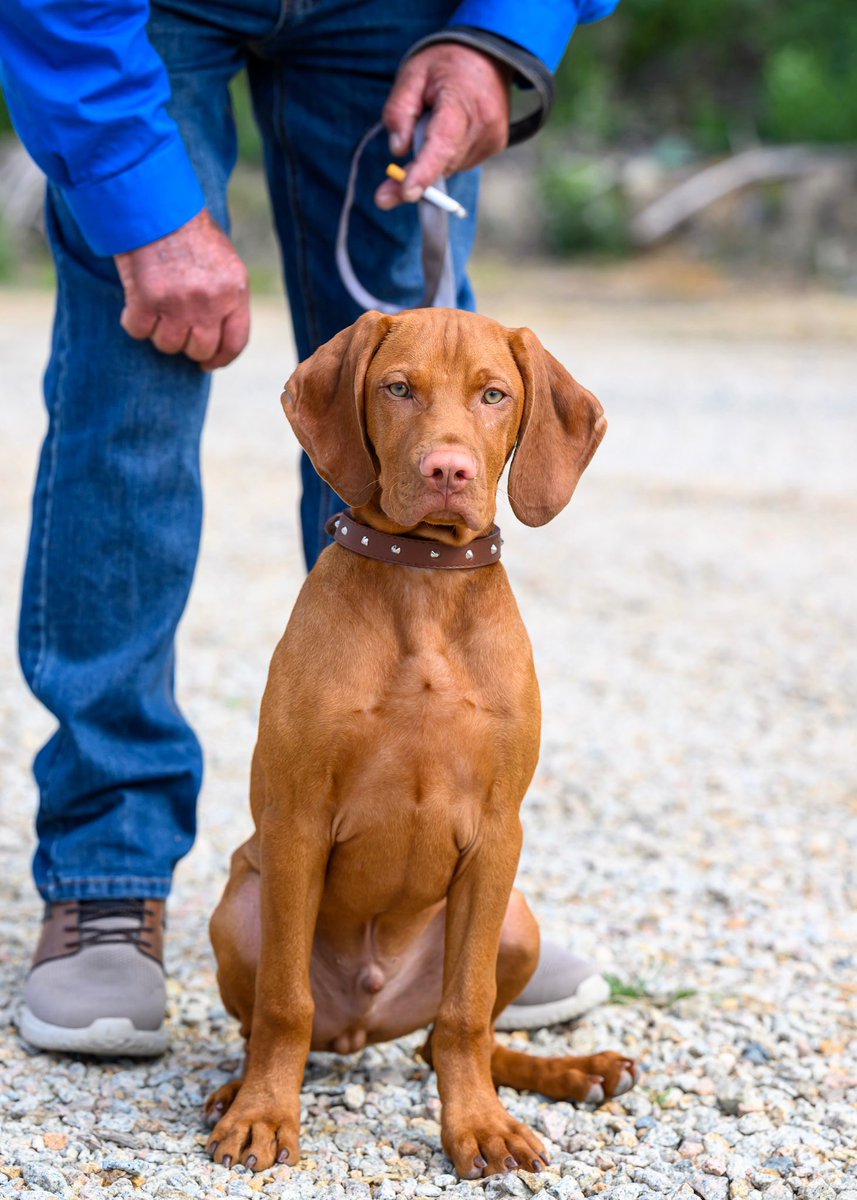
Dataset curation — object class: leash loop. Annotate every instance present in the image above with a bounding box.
[335,116,457,314]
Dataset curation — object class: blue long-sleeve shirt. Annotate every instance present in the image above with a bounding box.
[0,0,618,257]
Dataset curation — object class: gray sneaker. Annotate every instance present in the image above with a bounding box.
[18,898,169,1056]
[495,940,611,1031]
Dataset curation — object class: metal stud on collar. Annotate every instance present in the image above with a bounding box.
[361,536,369,546]
[465,549,474,560]
[391,544,401,554]
[430,550,440,558]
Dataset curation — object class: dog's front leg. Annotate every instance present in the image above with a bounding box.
[207,810,329,1172]
[433,821,550,1178]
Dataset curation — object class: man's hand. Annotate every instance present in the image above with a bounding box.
[114,209,250,371]
[375,44,511,211]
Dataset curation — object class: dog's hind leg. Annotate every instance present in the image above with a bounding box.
[490,1043,638,1103]
[489,890,638,1104]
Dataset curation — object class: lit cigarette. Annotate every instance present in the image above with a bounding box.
[385,163,468,219]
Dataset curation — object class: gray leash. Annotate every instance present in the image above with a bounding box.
[335,115,457,314]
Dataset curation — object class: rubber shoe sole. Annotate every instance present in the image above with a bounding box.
[495,971,611,1031]
[18,1005,168,1057]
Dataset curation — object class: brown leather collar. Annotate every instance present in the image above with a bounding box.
[325,511,502,570]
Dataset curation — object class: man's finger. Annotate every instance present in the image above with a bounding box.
[374,179,403,211]
[200,302,251,372]
[120,304,158,341]
[184,323,223,365]
[383,59,430,157]
[151,315,192,356]
[402,103,468,200]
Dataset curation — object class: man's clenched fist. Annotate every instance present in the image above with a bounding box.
[115,209,250,371]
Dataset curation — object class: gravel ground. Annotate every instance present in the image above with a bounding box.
[0,264,855,1200]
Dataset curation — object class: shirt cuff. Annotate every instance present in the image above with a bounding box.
[61,135,207,257]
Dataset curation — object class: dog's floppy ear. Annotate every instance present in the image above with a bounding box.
[507,327,607,527]
[281,311,393,506]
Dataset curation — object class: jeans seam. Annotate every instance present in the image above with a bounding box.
[251,0,312,48]
[30,284,68,701]
[273,72,320,350]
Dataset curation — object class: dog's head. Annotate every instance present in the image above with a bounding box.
[282,308,606,534]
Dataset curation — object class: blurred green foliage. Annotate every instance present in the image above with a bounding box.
[1,0,855,149]
[1,0,854,274]
[540,160,630,255]
[553,0,857,150]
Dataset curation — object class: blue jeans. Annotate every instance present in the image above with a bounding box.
[22,0,479,902]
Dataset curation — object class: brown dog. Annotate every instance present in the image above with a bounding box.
[205,308,636,1177]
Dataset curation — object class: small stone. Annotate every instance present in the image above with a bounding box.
[762,1157,794,1175]
[552,1180,584,1200]
[634,1116,657,1132]
[538,1108,568,1143]
[702,1135,731,1156]
[344,1085,366,1112]
[602,1187,643,1200]
[716,1092,742,1117]
[22,1164,68,1196]
[741,1044,770,1065]
[690,1173,729,1200]
[648,1126,681,1148]
[525,1171,561,1195]
[632,1168,677,1191]
[737,1113,769,1135]
[795,1183,836,1200]
[373,1183,397,1200]
[43,1133,69,1151]
[725,1156,752,1182]
[564,1161,601,1189]
[613,1130,638,1149]
[699,1156,727,1177]
[758,1186,792,1200]
[675,1074,716,1096]
[396,1142,424,1159]
[680,1142,705,1160]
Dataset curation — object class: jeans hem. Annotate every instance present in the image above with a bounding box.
[38,876,173,903]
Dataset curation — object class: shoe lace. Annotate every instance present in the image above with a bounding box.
[68,899,155,951]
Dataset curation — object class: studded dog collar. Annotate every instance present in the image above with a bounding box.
[324,512,502,570]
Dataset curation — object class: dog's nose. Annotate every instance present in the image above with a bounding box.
[419,448,477,493]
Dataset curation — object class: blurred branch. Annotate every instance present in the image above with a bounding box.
[631,146,840,245]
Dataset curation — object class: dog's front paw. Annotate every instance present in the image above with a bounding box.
[203,1078,243,1128]
[443,1105,550,1178]
[207,1100,300,1172]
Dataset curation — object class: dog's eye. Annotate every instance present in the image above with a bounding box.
[388,382,411,398]
[483,388,505,405]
